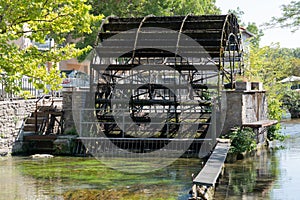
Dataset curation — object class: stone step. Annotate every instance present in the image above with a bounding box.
[23,124,40,132]
[23,135,57,141]
[37,105,53,112]
[26,117,45,124]
[31,111,49,117]
[25,140,55,154]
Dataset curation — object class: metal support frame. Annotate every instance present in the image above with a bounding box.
[90,14,243,142]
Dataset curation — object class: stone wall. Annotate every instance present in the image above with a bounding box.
[62,89,89,134]
[62,90,74,132]
[0,99,36,156]
[221,90,268,135]
[222,90,268,143]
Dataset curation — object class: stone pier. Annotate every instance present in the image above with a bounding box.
[222,83,269,144]
[62,88,90,134]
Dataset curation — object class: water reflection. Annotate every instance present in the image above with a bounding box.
[0,157,63,200]
[214,148,278,199]
[215,119,300,200]
[269,119,300,200]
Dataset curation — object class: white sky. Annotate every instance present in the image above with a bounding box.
[215,0,300,48]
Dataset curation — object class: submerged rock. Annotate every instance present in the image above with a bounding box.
[0,149,8,157]
[30,154,54,159]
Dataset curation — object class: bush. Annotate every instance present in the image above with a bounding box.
[64,127,78,135]
[267,125,287,142]
[228,127,257,154]
[282,90,300,118]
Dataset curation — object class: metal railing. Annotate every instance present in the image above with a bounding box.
[0,75,43,101]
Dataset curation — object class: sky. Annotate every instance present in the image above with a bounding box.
[215,0,300,48]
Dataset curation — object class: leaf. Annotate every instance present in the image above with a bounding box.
[0,0,102,94]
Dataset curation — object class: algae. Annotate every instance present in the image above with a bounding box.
[18,157,201,199]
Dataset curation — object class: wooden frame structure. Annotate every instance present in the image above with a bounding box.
[88,14,243,152]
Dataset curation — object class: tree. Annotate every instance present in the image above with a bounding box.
[88,0,220,17]
[245,44,294,120]
[246,22,264,48]
[0,0,102,95]
[245,44,294,140]
[278,48,300,76]
[265,1,300,32]
[228,7,264,47]
[77,0,221,61]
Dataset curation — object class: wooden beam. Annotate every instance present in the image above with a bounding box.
[242,120,278,128]
[193,139,230,186]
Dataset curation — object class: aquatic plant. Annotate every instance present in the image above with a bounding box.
[18,157,200,199]
[227,127,257,154]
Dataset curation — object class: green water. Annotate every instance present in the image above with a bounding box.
[1,119,299,200]
[0,156,201,200]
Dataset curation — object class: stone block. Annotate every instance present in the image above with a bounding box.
[53,135,77,155]
[30,154,54,159]
[235,81,251,91]
[0,149,8,157]
[251,82,263,91]
[16,108,26,116]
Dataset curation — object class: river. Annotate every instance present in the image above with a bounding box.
[0,156,202,199]
[214,118,300,200]
[0,119,299,199]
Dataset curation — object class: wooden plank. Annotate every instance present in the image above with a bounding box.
[23,135,57,141]
[193,140,230,186]
[243,120,278,128]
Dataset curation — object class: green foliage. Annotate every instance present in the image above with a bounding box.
[0,0,103,95]
[265,1,300,32]
[291,58,300,76]
[246,22,264,48]
[64,127,78,135]
[245,44,297,141]
[282,90,300,118]
[228,127,257,154]
[88,0,220,17]
[278,48,300,76]
[246,45,291,87]
[267,97,283,121]
[267,125,287,142]
[283,90,300,108]
[245,44,293,97]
